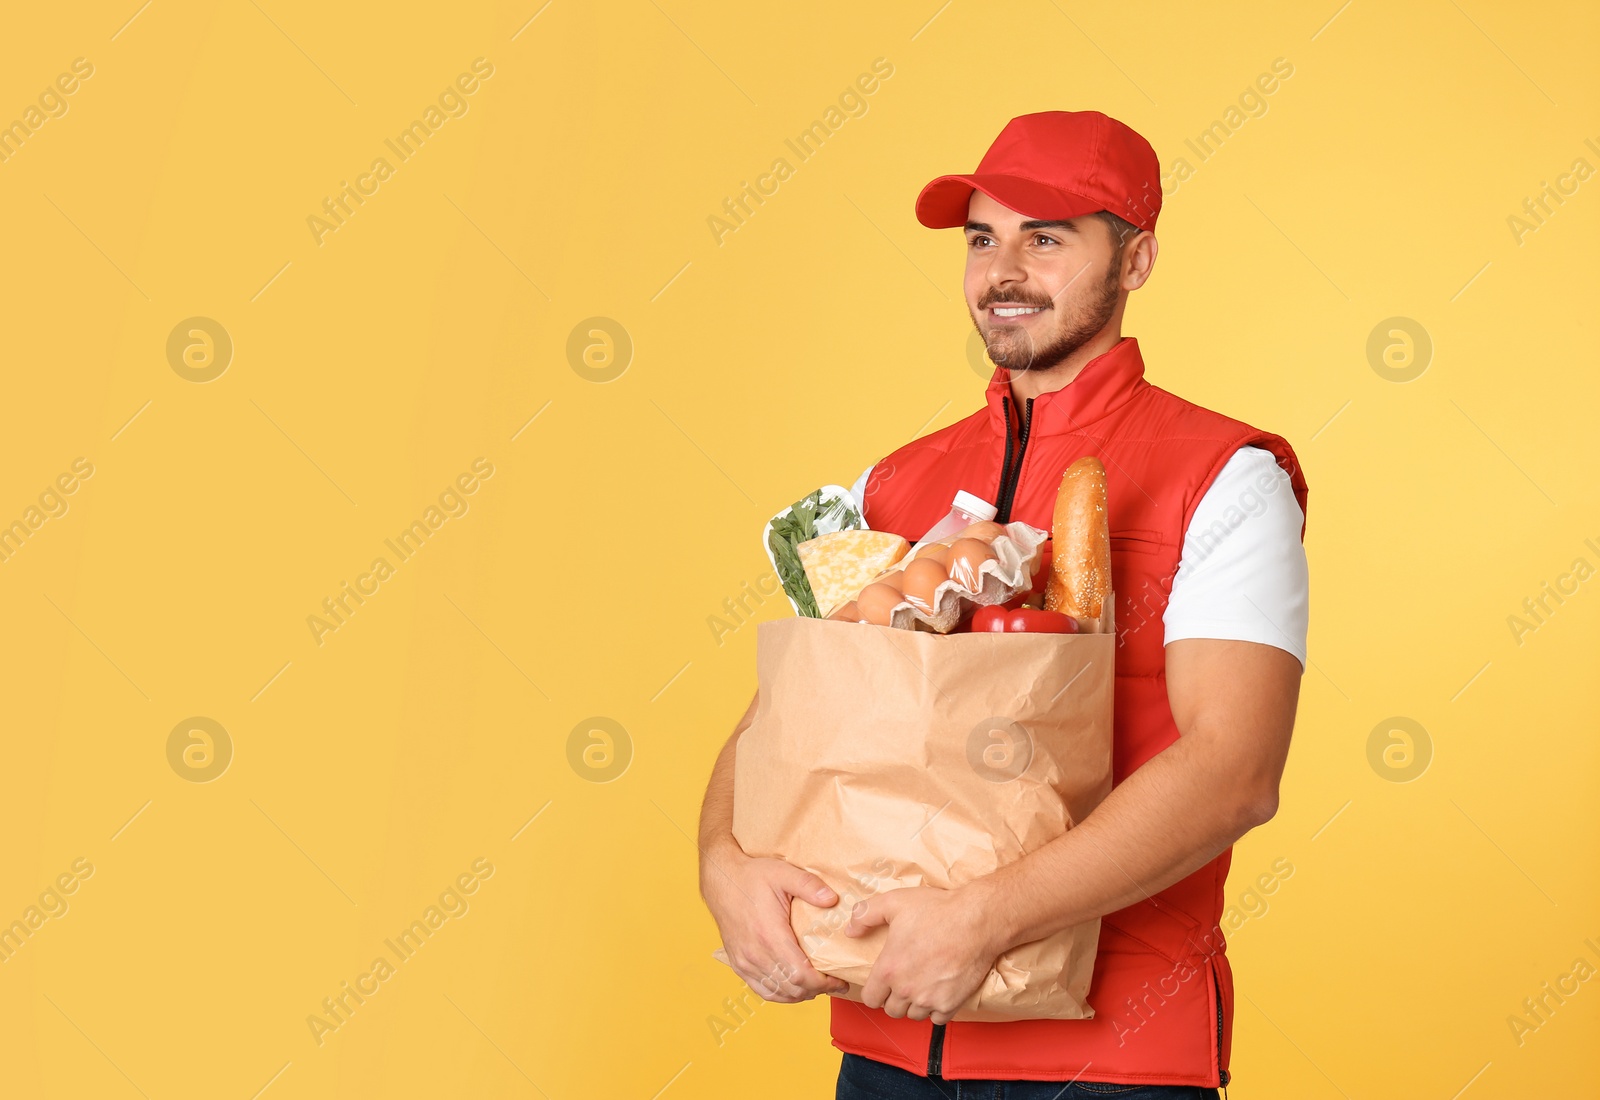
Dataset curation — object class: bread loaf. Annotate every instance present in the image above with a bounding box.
[1043,457,1111,621]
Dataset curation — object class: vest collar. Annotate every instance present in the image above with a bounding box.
[984,335,1149,437]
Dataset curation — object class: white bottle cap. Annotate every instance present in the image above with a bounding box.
[953,490,997,521]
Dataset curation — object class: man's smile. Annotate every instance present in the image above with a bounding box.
[987,304,1049,321]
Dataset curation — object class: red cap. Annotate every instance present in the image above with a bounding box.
[915,110,1162,232]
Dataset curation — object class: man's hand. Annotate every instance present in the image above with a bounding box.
[844,884,1002,1024]
[701,841,850,1003]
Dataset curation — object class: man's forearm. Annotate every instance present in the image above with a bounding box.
[969,726,1267,955]
[698,690,759,874]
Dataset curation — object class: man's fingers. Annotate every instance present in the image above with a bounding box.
[860,966,890,1010]
[746,958,808,1002]
[759,940,844,1001]
[778,865,839,908]
[844,893,897,937]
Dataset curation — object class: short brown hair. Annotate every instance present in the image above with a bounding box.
[1095,210,1142,268]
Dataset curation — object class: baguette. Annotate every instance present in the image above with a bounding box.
[1043,456,1111,621]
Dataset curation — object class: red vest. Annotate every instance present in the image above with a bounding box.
[836,336,1308,1086]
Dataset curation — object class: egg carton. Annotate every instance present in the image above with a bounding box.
[878,521,1049,633]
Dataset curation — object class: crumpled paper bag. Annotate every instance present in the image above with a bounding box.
[716,609,1114,1021]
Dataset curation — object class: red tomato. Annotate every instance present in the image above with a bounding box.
[971,606,1079,634]
[972,606,1010,632]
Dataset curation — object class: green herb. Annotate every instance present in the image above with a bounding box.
[765,489,866,618]
[768,490,824,617]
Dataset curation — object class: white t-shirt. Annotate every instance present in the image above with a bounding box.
[848,445,1308,665]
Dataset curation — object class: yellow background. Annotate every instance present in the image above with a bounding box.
[1,1,1596,1096]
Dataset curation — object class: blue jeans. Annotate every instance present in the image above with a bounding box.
[837,1053,1221,1099]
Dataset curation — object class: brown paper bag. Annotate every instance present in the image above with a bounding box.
[723,610,1115,1022]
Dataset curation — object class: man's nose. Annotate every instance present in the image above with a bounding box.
[985,240,1029,285]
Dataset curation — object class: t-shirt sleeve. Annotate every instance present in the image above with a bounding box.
[1162,445,1309,666]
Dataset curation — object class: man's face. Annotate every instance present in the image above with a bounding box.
[963,190,1128,373]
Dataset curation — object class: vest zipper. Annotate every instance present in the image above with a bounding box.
[1214,963,1229,1090]
[926,1022,945,1076]
[994,395,1035,523]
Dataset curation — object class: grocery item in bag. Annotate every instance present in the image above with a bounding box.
[837,521,1049,633]
[798,530,910,618]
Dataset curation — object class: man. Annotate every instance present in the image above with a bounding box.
[698,110,1309,1097]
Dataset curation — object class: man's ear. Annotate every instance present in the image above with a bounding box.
[1124,233,1158,291]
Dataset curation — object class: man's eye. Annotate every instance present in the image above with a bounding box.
[969,235,992,247]
[1034,235,1059,246]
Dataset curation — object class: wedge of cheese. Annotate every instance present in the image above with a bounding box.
[798,530,910,618]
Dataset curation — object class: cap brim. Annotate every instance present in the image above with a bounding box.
[915,173,1105,229]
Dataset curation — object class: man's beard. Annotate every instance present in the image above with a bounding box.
[973,261,1122,374]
